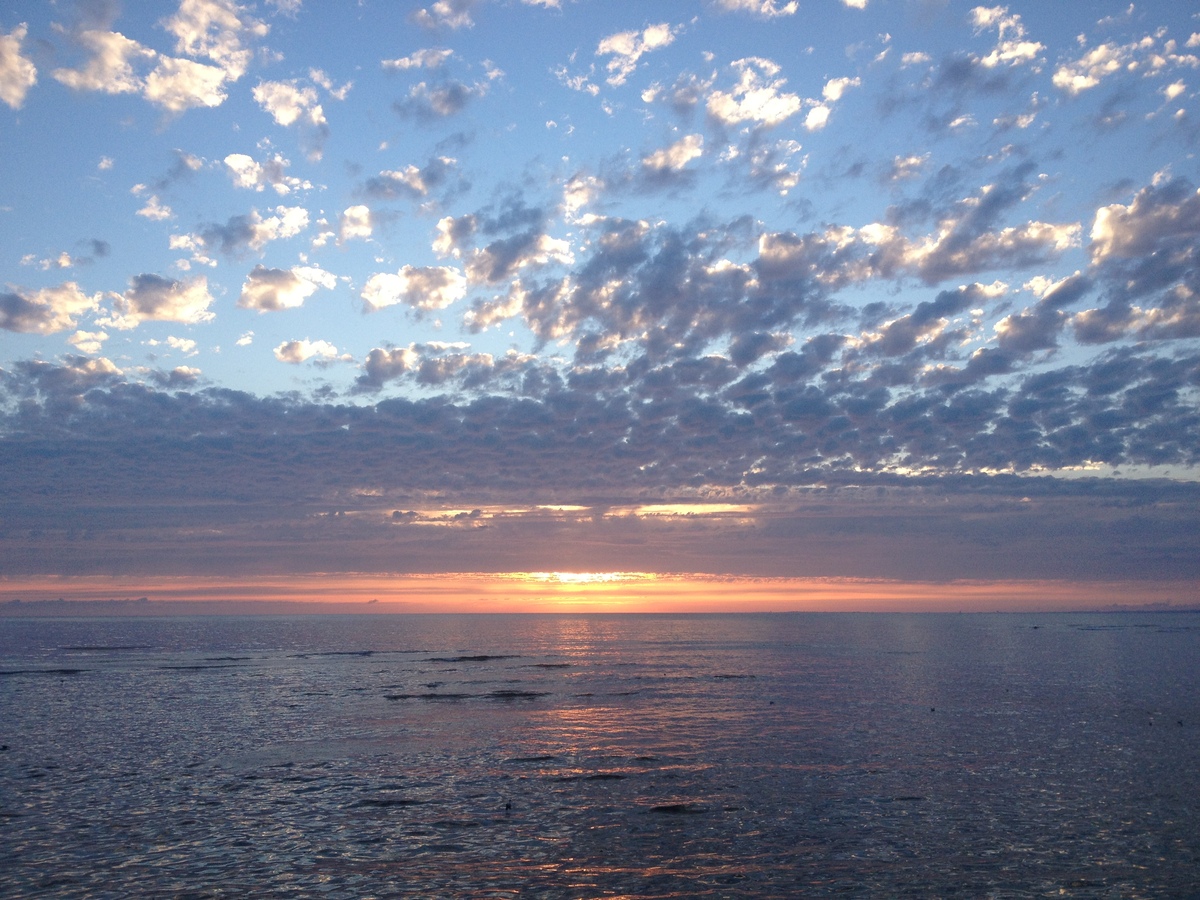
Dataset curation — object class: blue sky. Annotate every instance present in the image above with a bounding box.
[2,0,1199,595]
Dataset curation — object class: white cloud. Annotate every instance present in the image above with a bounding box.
[0,283,100,334]
[68,329,109,354]
[597,23,676,87]
[223,153,310,194]
[642,133,704,173]
[136,195,174,220]
[362,265,467,311]
[172,206,310,257]
[274,338,339,363]
[308,67,352,101]
[804,105,831,131]
[111,274,215,328]
[339,205,373,242]
[970,6,1043,68]
[0,23,38,109]
[382,48,454,71]
[706,58,802,127]
[163,0,268,81]
[714,0,798,17]
[51,3,266,114]
[1089,182,1200,263]
[52,29,153,95]
[841,0,868,8]
[822,76,860,102]
[166,335,198,355]
[239,264,336,311]
[412,0,479,30]
[886,153,929,181]
[253,79,326,127]
[142,56,229,111]
[1053,42,1131,95]
[236,330,254,346]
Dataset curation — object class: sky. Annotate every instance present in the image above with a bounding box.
[2,0,1199,610]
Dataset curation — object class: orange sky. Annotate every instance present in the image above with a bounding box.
[2,572,1197,614]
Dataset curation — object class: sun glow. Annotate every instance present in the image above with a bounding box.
[520,571,659,585]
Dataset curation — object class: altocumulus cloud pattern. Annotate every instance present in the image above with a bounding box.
[1,0,1199,585]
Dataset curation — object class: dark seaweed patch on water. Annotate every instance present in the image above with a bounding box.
[650,803,707,814]
[384,692,474,701]
[352,796,425,808]
[526,662,571,668]
[59,645,151,651]
[487,690,548,701]
[425,654,521,663]
[506,755,558,763]
[0,668,87,676]
[160,663,244,670]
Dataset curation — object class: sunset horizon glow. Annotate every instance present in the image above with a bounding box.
[3,571,1197,615]
[2,0,1198,610]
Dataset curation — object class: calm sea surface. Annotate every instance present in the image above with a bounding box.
[1,612,1198,898]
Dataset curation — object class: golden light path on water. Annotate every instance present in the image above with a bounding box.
[1,572,1197,613]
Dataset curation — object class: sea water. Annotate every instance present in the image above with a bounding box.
[1,612,1197,898]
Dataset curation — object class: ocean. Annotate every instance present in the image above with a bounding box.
[1,612,1197,897]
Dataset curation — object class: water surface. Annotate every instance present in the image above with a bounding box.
[2,613,1197,897]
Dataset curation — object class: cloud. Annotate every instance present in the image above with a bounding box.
[110,274,215,327]
[969,5,1044,69]
[412,0,480,30]
[859,282,991,358]
[0,283,100,334]
[363,156,456,201]
[254,79,325,126]
[274,338,340,363]
[141,55,229,112]
[253,78,329,158]
[52,29,153,95]
[355,345,418,390]
[822,76,860,103]
[239,264,336,311]
[466,232,573,284]
[339,205,373,242]
[885,153,929,182]
[1089,177,1200,264]
[50,2,268,113]
[382,48,454,71]
[1053,42,1131,96]
[67,329,109,354]
[136,194,174,220]
[641,133,704,178]
[352,342,534,392]
[597,23,676,87]
[362,265,467,312]
[223,152,311,195]
[713,0,798,17]
[394,79,488,119]
[182,205,311,257]
[162,0,268,81]
[1052,31,1200,97]
[706,58,803,128]
[0,23,38,109]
